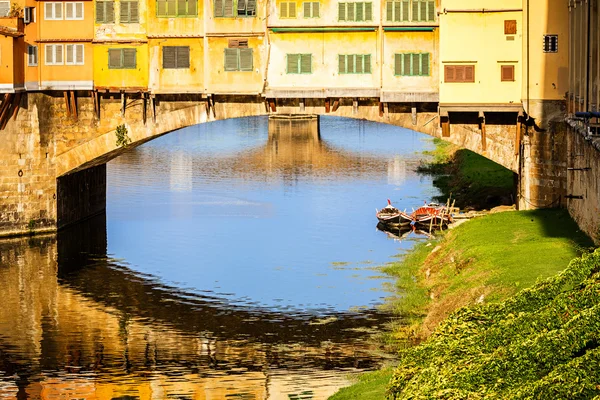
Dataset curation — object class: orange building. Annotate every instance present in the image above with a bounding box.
[0,16,25,93]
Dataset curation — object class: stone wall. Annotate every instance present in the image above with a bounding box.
[57,164,106,229]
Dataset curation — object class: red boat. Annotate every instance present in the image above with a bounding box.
[376,200,413,227]
[412,203,453,227]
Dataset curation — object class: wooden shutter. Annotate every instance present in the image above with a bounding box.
[214,0,223,16]
[188,0,197,16]
[401,0,408,21]
[412,0,418,21]
[163,46,176,68]
[55,44,63,63]
[280,2,288,17]
[338,2,345,20]
[106,2,114,22]
[120,1,129,22]
[302,2,310,17]
[54,2,62,18]
[426,0,434,21]
[223,0,233,16]
[403,53,410,75]
[75,44,84,64]
[287,54,299,73]
[504,20,517,34]
[237,0,246,14]
[312,1,318,16]
[157,0,166,15]
[364,2,371,20]
[65,2,73,19]
[394,53,401,75]
[66,44,74,64]
[300,53,311,73]
[501,65,514,81]
[45,2,53,19]
[464,65,474,82]
[364,54,371,73]
[455,65,464,81]
[444,65,455,82]
[96,1,104,22]
[130,1,139,22]
[385,1,392,21]
[177,46,190,68]
[45,45,53,64]
[177,0,187,15]
[108,48,121,68]
[355,55,364,73]
[75,2,83,18]
[288,2,296,17]
[419,0,427,21]
[246,0,256,14]
[355,2,363,21]
[166,0,176,15]
[224,48,239,70]
[239,48,253,71]
[338,54,345,74]
[123,48,136,68]
[421,53,429,75]
[346,2,354,20]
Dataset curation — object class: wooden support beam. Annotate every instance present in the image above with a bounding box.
[441,116,450,137]
[121,92,126,117]
[411,105,417,125]
[515,115,523,156]
[91,90,97,117]
[479,112,487,151]
[142,93,147,125]
[325,98,330,113]
[151,94,156,123]
[299,98,305,112]
[70,91,77,120]
[352,98,358,115]
[264,99,269,113]
[63,91,70,118]
[269,99,276,112]
[384,102,389,118]
[96,91,101,119]
[0,93,15,130]
[10,92,21,122]
[331,98,340,112]
[378,101,384,117]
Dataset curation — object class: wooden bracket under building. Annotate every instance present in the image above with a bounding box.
[516,112,524,156]
[331,98,340,112]
[0,93,14,130]
[269,98,277,112]
[121,91,126,117]
[325,98,330,113]
[299,98,305,112]
[142,93,147,125]
[479,111,487,151]
[91,90,101,120]
[63,91,77,120]
[151,94,157,123]
[440,114,450,137]
[411,104,417,125]
[379,101,384,117]
[352,98,358,115]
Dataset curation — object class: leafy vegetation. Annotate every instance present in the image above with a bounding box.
[115,124,131,148]
[329,369,394,400]
[388,248,600,399]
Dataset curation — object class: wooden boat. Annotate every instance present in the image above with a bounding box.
[376,200,413,227]
[412,203,453,227]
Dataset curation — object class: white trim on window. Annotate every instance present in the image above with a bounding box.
[65,44,84,65]
[45,44,64,65]
[65,2,84,20]
[27,45,38,66]
[44,2,63,20]
[0,1,10,17]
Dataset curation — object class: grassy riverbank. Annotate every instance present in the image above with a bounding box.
[330,139,595,399]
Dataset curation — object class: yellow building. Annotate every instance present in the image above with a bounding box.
[438,0,523,108]
[35,0,94,90]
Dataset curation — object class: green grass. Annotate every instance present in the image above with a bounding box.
[329,368,394,400]
[329,209,594,400]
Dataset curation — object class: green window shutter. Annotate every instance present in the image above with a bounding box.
[412,0,419,21]
[364,54,371,73]
[338,2,345,21]
[108,49,121,68]
[224,0,233,16]
[106,1,115,22]
[355,55,363,73]
[427,0,434,20]
[401,0,408,21]
[312,2,319,17]
[280,2,288,17]
[385,1,392,21]
[163,46,176,68]
[96,1,105,22]
[130,2,139,22]
[346,2,354,20]
[394,53,401,75]
[421,53,429,75]
[188,0,197,15]
[239,48,253,71]
[411,53,419,76]
[177,0,186,15]
[177,46,190,68]
[355,2,363,21]
[302,2,309,17]
[288,2,296,17]
[166,0,176,15]
[246,0,256,14]
[402,53,410,75]
[338,54,345,74]
[214,0,223,16]
[119,1,129,21]
[287,54,299,73]
[347,54,355,73]
[157,0,166,15]
[224,48,239,70]
[300,54,311,73]
[237,0,246,14]
[364,2,371,20]
[419,0,427,21]
[123,48,136,68]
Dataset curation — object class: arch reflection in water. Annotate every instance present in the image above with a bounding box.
[0,215,390,400]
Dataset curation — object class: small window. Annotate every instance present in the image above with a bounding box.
[120,1,139,22]
[385,0,408,22]
[45,44,64,65]
[163,46,190,69]
[108,48,136,69]
[501,65,515,82]
[280,2,296,18]
[543,35,558,53]
[287,53,311,74]
[65,2,84,20]
[236,0,256,16]
[65,44,84,65]
[157,0,197,16]
[224,48,253,71]
[395,53,429,76]
[338,2,372,21]
[339,54,371,74]
[444,65,475,83]
[504,20,517,35]
[96,1,115,22]
[27,45,38,66]
[214,0,233,16]
[24,6,34,23]
[0,1,9,17]
[302,1,319,18]
[44,2,63,20]
[412,0,435,22]
[228,38,248,48]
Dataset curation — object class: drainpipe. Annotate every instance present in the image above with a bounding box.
[585,0,591,111]
[526,0,529,116]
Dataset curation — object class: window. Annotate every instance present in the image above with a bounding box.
[24,6,35,23]
[287,53,311,74]
[45,44,64,65]
[120,1,139,22]
[280,2,296,18]
[412,0,434,21]
[65,2,83,19]
[385,0,408,22]
[44,2,63,20]
[338,2,372,21]
[224,48,253,71]
[237,0,256,16]
[108,48,136,68]
[65,44,84,65]
[339,54,371,74]
[543,35,558,53]
[157,0,197,16]
[395,53,429,76]
[444,65,475,82]
[96,1,115,22]
[504,20,516,35]
[0,1,9,17]
[163,46,190,68]
[303,1,319,18]
[501,65,515,82]
[27,45,38,66]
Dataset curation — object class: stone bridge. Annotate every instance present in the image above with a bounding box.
[0,92,568,237]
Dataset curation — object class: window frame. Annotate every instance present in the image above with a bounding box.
[156,0,198,17]
[302,1,319,18]
[44,2,63,20]
[338,54,371,74]
[27,45,38,66]
[394,53,430,76]
[65,44,85,65]
[162,46,190,69]
[543,34,558,53]
[44,44,64,65]
[96,1,115,23]
[286,53,312,74]
[108,48,137,69]
[64,2,84,20]
[338,1,372,22]
[224,47,253,71]
[500,65,515,82]
[120,0,139,22]
[444,64,475,83]
[279,2,297,18]
[0,1,9,17]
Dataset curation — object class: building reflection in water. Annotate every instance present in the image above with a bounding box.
[0,214,390,399]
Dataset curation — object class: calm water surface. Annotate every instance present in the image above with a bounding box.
[0,116,438,399]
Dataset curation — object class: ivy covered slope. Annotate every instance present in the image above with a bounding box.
[388,249,600,399]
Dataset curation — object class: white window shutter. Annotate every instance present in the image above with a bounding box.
[45,45,53,64]
[44,2,53,19]
[76,2,83,19]
[65,2,73,19]
[66,44,74,63]
[76,44,84,64]
[55,44,63,64]
[54,2,62,19]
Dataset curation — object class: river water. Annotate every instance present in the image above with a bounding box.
[0,116,437,399]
